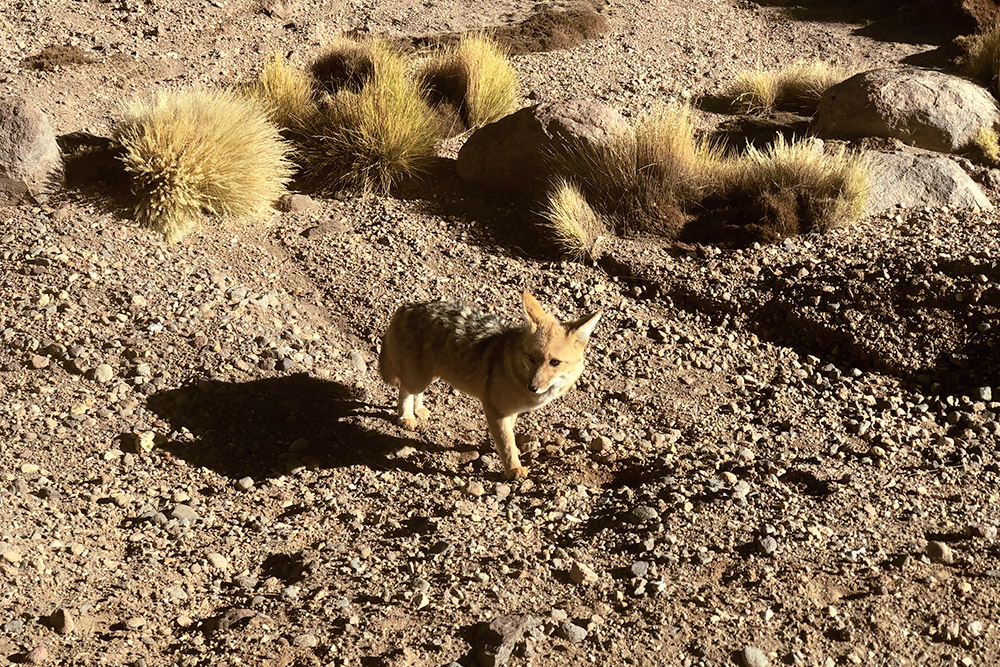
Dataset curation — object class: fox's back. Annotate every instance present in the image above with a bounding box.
[380,300,518,394]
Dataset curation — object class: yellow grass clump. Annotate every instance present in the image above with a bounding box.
[296,40,442,194]
[419,33,520,129]
[725,61,849,114]
[965,21,1000,92]
[541,178,610,260]
[115,89,293,243]
[241,53,315,130]
[725,136,869,235]
[971,125,1000,163]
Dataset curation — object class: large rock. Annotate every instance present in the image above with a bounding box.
[814,67,1000,153]
[0,96,61,197]
[864,150,993,214]
[457,98,631,197]
[473,613,539,667]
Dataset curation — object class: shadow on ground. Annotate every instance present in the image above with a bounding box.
[393,157,556,261]
[145,373,453,479]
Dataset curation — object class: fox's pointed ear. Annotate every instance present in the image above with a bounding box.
[568,311,602,346]
[522,291,549,331]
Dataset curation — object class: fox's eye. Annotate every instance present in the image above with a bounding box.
[549,359,561,367]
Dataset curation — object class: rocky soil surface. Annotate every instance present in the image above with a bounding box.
[2,1,1000,666]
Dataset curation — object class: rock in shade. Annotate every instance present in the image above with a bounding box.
[926,541,956,565]
[49,608,75,634]
[569,560,599,585]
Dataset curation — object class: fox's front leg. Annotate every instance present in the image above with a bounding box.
[484,406,528,480]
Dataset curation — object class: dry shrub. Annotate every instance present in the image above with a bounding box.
[965,21,1000,92]
[725,61,849,114]
[295,40,441,194]
[419,33,520,130]
[971,125,1000,163]
[311,38,375,93]
[705,136,868,242]
[241,53,316,130]
[541,178,610,260]
[115,89,292,243]
[548,103,718,238]
[493,8,609,55]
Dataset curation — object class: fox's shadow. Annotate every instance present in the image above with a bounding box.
[145,373,440,479]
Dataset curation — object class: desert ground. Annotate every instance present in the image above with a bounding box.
[2,1,1000,666]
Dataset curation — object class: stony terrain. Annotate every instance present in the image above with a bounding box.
[2,1,1000,666]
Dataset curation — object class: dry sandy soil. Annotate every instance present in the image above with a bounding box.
[2,1,1000,666]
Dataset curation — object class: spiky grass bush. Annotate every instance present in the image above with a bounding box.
[965,21,1000,92]
[296,40,441,194]
[419,33,520,129]
[541,178,610,260]
[723,136,868,236]
[725,61,848,114]
[115,89,293,243]
[241,53,315,130]
[972,125,1000,163]
[547,103,720,237]
[311,38,375,93]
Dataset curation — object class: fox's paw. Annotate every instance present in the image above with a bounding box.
[398,416,419,430]
[505,465,529,481]
[415,406,431,420]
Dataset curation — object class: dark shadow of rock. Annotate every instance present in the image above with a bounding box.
[57,132,134,215]
[145,373,449,479]
[714,112,813,153]
[391,156,556,261]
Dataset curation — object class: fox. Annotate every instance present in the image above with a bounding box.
[378,291,602,480]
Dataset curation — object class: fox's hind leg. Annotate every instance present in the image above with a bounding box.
[397,378,433,429]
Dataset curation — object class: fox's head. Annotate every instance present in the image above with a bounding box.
[519,291,602,396]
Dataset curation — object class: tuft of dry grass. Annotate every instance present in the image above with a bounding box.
[541,178,610,260]
[725,61,849,114]
[971,125,1000,163]
[115,89,293,243]
[311,38,375,93]
[964,21,1000,92]
[295,40,441,194]
[722,136,869,236]
[419,32,520,130]
[241,53,315,130]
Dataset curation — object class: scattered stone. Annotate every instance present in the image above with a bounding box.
[292,632,318,648]
[926,541,956,565]
[556,620,587,644]
[629,561,650,578]
[125,616,146,629]
[624,505,659,524]
[741,645,769,667]
[170,504,200,522]
[236,476,254,492]
[278,193,316,213]
[49,608,75,634]
[94,364,114,384]
[28,354,49,369]
[758,536,778,556]
[24,645,48,664]
[569,560,599,585]
[0,95,62,196]
[134,431,156,454]
[464,481,486,497]
[412,591,430,610]
[207,553,229,570]
[473,614,539,667]
[815,67,1000,152]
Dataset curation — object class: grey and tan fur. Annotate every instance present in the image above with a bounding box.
[378,291,602,479]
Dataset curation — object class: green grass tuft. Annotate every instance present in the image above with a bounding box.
[115,89,293,243]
